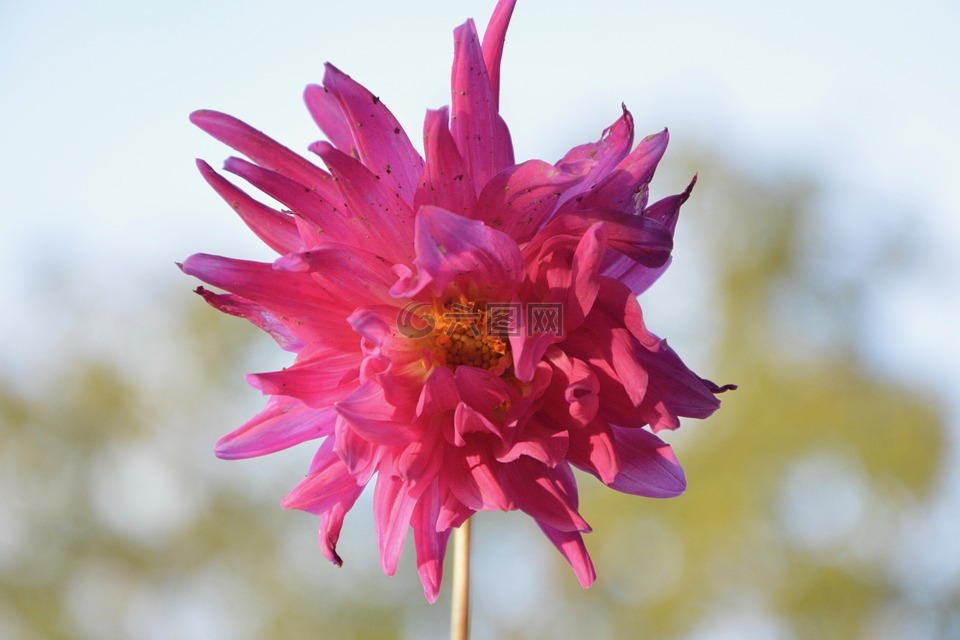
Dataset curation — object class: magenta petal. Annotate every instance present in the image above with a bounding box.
[247,351,361,407]
[373,469,419,575]
[398,205,524,301]
[180,254,357,345]
[480,0,517,109]
[566,418,621,485]
[451,19,514,193]
[414,107,477,217]
[474,160,584,243]
[282,440,362,512]
[220,155,400,255]
[536,521,597,588]
[273,244,396,309]
[190,110,339,200]
[496,416,569,467]
[578,129,670,214]
[215,396,335,460]
[555,105,635,208]
[501,458,589,533]
[336,380,419,446]
[320,64,425,205]
[311,141,416,263]
[195,159,301,255]
[417,366,459,416]
[411,483,451,603]
[303,83,355,157]
[446,446,511,511]
[333,414,382,484]
[608,426,686,498]
[194,287,304,352]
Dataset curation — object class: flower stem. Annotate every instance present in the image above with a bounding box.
[450,518,472,640]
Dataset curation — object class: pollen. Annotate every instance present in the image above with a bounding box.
[427,296,512,375]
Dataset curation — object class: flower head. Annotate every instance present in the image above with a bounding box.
[182,0,733,602]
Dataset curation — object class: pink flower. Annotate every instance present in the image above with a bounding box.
[182,0,733,602]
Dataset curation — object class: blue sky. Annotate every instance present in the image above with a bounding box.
[3,0,958,387]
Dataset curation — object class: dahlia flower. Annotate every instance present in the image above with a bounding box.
[182,0,732,602]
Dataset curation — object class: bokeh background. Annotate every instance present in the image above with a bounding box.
[2,0,958,638]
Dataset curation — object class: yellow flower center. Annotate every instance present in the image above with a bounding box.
[427,297,512,375]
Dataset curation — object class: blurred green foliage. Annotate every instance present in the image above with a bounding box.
[1,153,955,639]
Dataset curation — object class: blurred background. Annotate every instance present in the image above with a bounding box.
[2,0,958,638]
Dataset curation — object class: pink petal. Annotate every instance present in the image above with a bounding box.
[373,469,419,576]
[303,83,355,157]
[501,458,590,533]
[565,418,621,485]
[446,445,511,511]
[473,160,584,243]
[536,521,596,588]
[194,287,304,352]
[310,141,416,264]
[247,351,361,407]
[451,19,514,193]
[411,483,452,603]
[273,243,397,311]
[453,402,502,447]
[417,366,459,416]
[335,380,419,446]
[333,414,383,484]
[221,156,392,255]
[397,432,444,487]
[527,209,672,270]
[542,349,600,430]
[180,253,357,346]
[214,396,335,460]
[190,109,339,200]
[195,159,301,254]
[480,0,518,109]
[414,107,477,217]
[496,416,569,467]
[608,426,686,498]
[281,439,363,512]
[577,129,670,214]
[555,105,635,209]
[395,205,524,301]
[602,176,696,294]
[319,64,425,205]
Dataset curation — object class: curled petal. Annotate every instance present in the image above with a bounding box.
[473,160,584,243]
[608,426,686,498]
[501,458,589,533]
[194,287,304,352]
[336,380,419,445]
[555,105,635,209]
[577,129,670,214]
[395,205,524,301]
[282,439,362,513]
[180,254,357,345]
